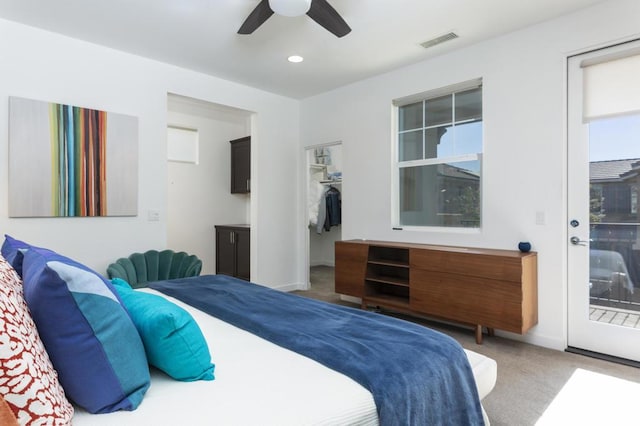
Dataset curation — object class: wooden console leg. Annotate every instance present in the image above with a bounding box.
[475,325,483,344]
[488,327,495,337]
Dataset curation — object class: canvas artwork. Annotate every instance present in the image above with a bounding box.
[9,97,138,217]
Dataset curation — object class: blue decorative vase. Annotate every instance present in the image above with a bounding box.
[518,242,532,253]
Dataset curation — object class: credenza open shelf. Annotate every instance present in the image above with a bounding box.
[364,245,410,310]
[335,239,538,344]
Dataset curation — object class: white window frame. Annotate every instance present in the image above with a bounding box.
[391,79,483,230]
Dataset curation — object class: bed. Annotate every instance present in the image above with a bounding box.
[73,276,497,426]
[0,235,496,425]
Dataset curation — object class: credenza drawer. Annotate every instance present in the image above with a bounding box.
[335,241,368,297]
[410,249,525,282]
[410,270,525,333]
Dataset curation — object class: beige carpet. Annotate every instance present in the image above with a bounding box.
[294,266,640,426]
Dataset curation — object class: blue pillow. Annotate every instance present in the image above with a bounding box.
[1,234,31,277]
[111,278,215,382]
[21,248,151,414]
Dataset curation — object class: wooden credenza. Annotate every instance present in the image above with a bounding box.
[335,239,538,343]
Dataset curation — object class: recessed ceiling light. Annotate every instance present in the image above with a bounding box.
[288,55,304,63]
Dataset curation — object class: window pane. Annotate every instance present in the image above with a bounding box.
[399,102,423,131]
[437,121,482,157]
[455,88,482,122]
[425,95,452,127]
[587,113,640,307]
[589,114,640,224]
[399,130,423,161]
[399,160,481,227]
[425,126,450,159]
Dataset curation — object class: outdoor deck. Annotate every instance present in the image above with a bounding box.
[590,305,640,328]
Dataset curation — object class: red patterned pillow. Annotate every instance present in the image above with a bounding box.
[0,254,74,425]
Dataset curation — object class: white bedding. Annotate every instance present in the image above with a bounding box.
[73,289,496,425]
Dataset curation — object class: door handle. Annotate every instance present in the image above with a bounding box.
[570,236,588,246]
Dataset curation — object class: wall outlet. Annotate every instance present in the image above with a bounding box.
[147,209,160,222]
[535,211,546,225]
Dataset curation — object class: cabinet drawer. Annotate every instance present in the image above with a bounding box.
[410,270,525,333]
[411,249,525,282]
[335,242,368,297]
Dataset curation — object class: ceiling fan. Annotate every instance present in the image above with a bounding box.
[238,0,351,38]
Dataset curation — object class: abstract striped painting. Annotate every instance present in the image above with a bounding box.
[9,97,138,217]
[50,104,107,216]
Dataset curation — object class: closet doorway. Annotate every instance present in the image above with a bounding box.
[306,142,342,295]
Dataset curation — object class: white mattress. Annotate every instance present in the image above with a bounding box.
[73,289,496,425]
[465,349,497,401]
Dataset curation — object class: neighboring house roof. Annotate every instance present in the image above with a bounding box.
[590,159,640,182]
[439,163,480,180]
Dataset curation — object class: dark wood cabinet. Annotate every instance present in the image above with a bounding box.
[230,136,250,194]
[335,239,538,343]
[215,225,250,281]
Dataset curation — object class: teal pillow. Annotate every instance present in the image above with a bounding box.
[111,278,215,381]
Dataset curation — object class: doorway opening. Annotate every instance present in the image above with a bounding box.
[166,93,252,275]
[306,142,342,297]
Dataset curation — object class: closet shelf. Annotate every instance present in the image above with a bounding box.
[310,163,328,170]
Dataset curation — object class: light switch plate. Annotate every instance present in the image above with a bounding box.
[148,210,160,222]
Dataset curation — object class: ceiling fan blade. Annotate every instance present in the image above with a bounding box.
[306,0,351,38]
[238,0,274,35]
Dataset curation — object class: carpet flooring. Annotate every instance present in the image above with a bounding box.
[294,266,640,426]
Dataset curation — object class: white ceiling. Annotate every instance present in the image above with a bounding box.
[0,0,606,99]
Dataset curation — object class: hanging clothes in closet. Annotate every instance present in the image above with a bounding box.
[316,185,341,234]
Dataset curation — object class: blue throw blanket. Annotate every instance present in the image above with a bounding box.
[150,275,484,426]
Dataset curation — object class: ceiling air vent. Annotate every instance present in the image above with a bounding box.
[420,32,459,49]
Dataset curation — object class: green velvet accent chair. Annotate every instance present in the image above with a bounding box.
[106,249,202,288]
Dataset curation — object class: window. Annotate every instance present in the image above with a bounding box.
[167,126,199,164]
[394,80,482,228]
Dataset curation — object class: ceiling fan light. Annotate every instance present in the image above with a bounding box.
[268,0,311,17]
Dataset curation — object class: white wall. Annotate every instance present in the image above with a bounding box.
[299,0,640,350]
[167,97,251,275]
[0,18,301,289]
